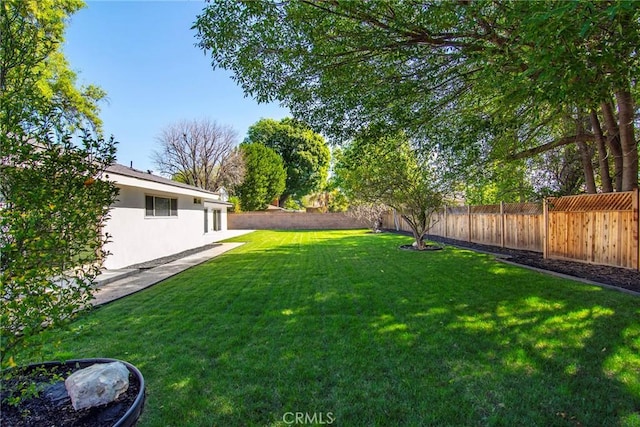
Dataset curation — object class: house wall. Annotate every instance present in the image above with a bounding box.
[103,185,228,269]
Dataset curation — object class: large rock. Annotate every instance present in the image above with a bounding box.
[65,362,130,410]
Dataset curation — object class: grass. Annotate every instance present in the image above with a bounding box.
[18,230,640,426]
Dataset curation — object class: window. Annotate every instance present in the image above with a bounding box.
[145,195,178,217]
[194,197,202,204]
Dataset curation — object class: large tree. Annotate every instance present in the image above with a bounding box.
[236,142,286,211]
[1,0,118,366]
[152,118,244,192]
[244,118,330,207]
[335,131,446,250]
[0,0,106,133]
[195,1,639,192]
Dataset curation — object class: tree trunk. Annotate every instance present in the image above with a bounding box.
[600,101,624,191]
[615,90,638,191]
[589,110,613,193]
[575,110,597,194]
[576,140,597,193]
[278,193,290,208]
[402,214,426,250]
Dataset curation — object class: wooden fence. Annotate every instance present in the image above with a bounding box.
[382,189,639,270]
[545,191,639,270]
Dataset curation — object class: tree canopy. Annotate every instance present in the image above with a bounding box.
[335,131,446,249]
[195,1,639,194]
[1,0,106,133]
[244,118,330,206]
[236,142,286,211]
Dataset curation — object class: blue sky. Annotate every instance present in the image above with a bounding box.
[64,0,290,173]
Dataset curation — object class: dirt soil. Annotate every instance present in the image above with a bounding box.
[421,234,640,295]
[1,363,141,427]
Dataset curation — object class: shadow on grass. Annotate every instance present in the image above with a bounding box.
[23,230,640,426]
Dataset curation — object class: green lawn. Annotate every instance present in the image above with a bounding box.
[21,230,640,426]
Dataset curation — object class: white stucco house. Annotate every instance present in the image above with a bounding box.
[102,163,232,269]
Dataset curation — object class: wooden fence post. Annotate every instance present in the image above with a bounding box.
[543,198,549,260]
[633,188,639,271]
[444,205,449,238]
[467,204,471,243]
[500,201,505,248]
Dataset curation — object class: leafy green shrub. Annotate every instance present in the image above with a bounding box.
[0,132,119,367]
[283,198,303,211]
[227,195,242,213]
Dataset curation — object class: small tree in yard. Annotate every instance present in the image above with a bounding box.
[336,131,445,249]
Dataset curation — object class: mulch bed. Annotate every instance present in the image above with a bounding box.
[1,363,141,427]
[399,244,443,251]
[392,231,639,295]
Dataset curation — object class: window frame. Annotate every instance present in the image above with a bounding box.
[145,195,178,218]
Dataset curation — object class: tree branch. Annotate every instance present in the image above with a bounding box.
[507,133,594,160]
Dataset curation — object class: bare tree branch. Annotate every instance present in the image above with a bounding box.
[152,119,244,191]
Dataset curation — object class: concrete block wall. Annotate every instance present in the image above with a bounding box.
[228,212,368,230]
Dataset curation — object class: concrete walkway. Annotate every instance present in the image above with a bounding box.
[92,230,253,306]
